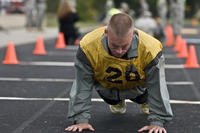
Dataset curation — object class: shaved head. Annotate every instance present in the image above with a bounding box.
[107,13,134,37]
[105,13,134,58]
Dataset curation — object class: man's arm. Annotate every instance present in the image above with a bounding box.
[67,46,94,124]
[146,54,173,126]
[139,54,173,132]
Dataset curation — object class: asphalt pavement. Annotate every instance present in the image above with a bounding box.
[0,23,200,133]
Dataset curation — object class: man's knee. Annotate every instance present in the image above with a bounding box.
[96,89,121,105]
[130,90,148,104]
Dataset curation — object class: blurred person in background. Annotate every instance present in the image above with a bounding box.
[135,10,165,42]
[102,0,121,25]
[36,0,46,31]
[98,0,113,23]
[139,0,149,14]
[157,0,167,33]
[120,2,135,19]
[0,0,10,15]
[24,0,37,31]
[156,0,167,43]
[135,10,158,37]
[169,0,185,39]
[57,0,79,45]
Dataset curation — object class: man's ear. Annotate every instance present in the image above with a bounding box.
[104,28,108,36]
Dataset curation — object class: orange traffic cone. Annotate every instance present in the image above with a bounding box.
[55,32,66,49]
[174,35,182,52]
[177,39,188,58]
[3,42,19,64]
[33,36,47,55]
[165,24,174,47]
[184,45,199,68]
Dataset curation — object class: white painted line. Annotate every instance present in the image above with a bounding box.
[165,64,184,69]
[0,77,22,81]
[170,100,200,105]
[20,61,74,66]
[25,78,74,82]
[65,46,79,50]
[0,77,74,82]
[19,61,185,69]
[0,97,200,105]
[166,81,194,85]
[164,55,177,59]
[181,28,198,35]
[0,97,69,101]
[185,38,200,43]
[0,77,194,85]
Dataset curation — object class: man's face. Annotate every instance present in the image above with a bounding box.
[105,29,133,58]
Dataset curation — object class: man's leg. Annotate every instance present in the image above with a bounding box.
[130,89,148,104]
[96,89,121,105]
[130,89,150,114]
[96,89,126,114]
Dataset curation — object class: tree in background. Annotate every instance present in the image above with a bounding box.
[76,0,100,21]
[46,0,59,13]
[46,0,199,22]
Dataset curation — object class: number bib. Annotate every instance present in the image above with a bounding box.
[93,52,146,89]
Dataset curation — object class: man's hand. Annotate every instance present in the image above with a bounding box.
[138,125,167,133]
[65,123,95,132]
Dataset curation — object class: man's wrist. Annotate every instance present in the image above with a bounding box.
[75,119,89,124]
[150,121,164,127]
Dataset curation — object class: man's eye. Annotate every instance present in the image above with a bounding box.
[111,46,119,49]
[122,45,128,50]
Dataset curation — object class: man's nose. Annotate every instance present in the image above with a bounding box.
[115,48,123,54]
